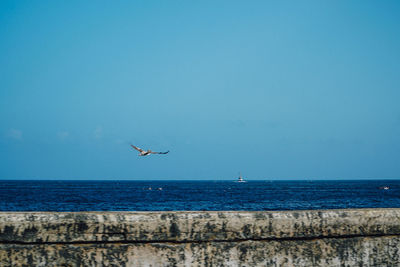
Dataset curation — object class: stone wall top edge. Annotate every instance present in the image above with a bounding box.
[0,208,399,243]
[0,207,399,215]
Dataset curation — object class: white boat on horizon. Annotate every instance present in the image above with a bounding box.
[236,173,246,183]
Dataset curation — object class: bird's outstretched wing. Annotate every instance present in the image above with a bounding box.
[131,145,144,152]
[151,150,169,155]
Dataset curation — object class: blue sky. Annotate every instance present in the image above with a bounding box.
[1,1,399,180]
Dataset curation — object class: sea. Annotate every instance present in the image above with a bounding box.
[0,180,399,212]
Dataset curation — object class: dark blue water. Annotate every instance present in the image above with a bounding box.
[0,180,399,211]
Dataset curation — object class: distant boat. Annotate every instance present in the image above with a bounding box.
[379,186,390,190]
[236,173,246,183]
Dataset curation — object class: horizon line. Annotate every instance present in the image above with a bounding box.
[0,178,399,181]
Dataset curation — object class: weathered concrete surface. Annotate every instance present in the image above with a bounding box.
[0,209,399,266]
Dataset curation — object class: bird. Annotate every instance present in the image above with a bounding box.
[130,144,169,156]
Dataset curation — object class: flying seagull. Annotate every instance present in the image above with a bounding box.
[130,145,169,156]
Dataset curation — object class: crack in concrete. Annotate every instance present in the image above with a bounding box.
[1,233,399,246]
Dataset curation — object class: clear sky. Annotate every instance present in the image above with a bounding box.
[1,1,399,180]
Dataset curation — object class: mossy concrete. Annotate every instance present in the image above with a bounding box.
[0,209,399,266]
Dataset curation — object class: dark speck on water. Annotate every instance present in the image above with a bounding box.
[0,180,399,211]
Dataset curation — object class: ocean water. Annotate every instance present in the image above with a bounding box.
[0,180,399,212]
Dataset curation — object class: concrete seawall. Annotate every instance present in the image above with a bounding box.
[0,208,399,266]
